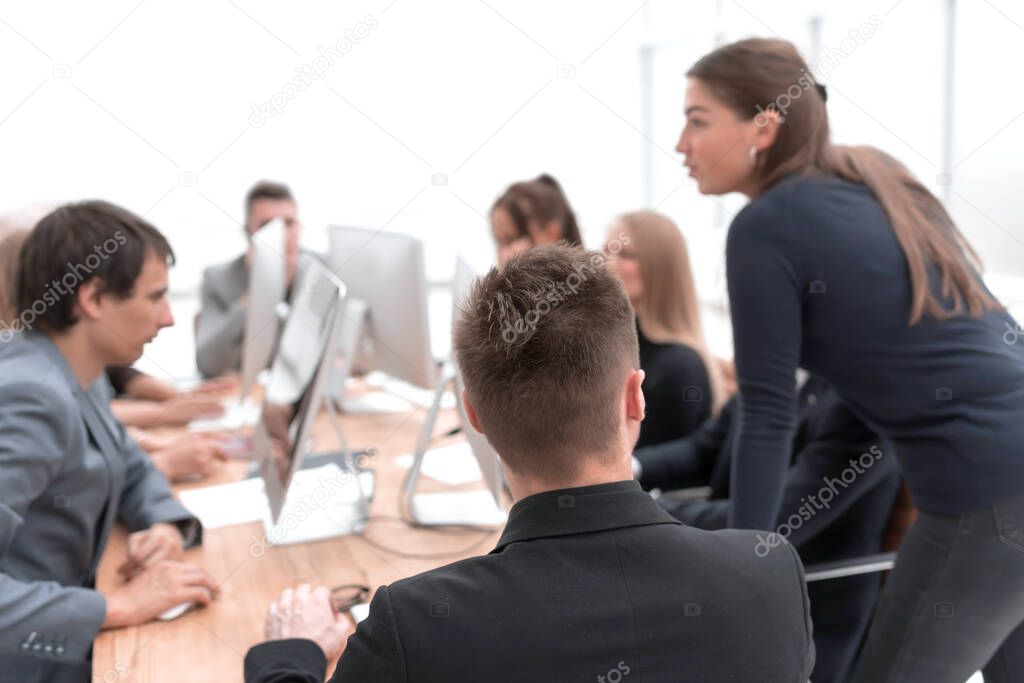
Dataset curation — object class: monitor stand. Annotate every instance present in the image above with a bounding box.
[259,462,371,546]
[339,391,415,415]
[260,380,373,546]
[400,364,507,528]
[408,490,507,527]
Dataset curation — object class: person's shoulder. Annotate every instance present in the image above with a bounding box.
[0,334,70,393]
[731,172,848,242]
[0,336,78,423]
[669,525,804,583]
[645,342,709,390]
[659,342,707,373]
[202,255,245,284]
[387,551,501,596]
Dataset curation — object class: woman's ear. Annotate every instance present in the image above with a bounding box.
[751,106,782,154]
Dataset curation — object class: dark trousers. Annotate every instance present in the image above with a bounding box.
[807,574,880,683]
[850,493,1024,682]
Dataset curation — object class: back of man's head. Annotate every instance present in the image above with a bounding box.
[454,245,639,481]
[14,200,174,334]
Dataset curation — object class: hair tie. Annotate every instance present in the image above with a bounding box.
[815,82,828,102]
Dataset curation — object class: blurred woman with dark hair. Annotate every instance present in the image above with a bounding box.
[679,37,1024,682]
[490,173,582,265]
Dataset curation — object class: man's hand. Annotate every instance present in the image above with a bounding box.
[715,356,738,400]
[155,396,226,426]
[151,434,229,482]
[187,375,239,397]
[102,560,220,629]
[118,522,185,580]
[265,584,355,661]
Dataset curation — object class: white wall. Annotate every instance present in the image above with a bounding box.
[1,0,651,376]
[2,0,1021,378]
[642,0,1024,348]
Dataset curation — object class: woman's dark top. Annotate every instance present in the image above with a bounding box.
[726,172,1024,530]
[636,322,712,449]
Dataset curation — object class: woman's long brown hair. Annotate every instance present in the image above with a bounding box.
[617,210,722,413]
[688,37,999,323]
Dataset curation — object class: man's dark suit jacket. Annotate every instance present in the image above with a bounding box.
[245,480,815,682]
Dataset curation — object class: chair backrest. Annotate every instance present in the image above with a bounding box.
[883,483,917,552]
[804,481,915,583]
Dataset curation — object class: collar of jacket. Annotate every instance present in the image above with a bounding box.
[25,330,85,396]
[491,479,681,552]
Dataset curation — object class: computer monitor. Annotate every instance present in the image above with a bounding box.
[254,261,355,524]
[402,256,507,526]
[326,226,437,393]
[239,217,287,400]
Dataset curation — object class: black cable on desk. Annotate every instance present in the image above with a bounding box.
[351,515,499,560]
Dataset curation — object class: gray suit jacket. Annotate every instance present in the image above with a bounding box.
[0,331,197,683]
[195,251,320,378]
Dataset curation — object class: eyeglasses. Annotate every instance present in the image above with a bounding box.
[330,584,370,612]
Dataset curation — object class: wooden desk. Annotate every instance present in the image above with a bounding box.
[93,399,503,682]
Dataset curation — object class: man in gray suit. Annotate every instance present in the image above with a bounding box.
[0,201,219,683]
[196,180,312,377]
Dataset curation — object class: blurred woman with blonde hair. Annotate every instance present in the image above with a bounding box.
[606,210,719,448]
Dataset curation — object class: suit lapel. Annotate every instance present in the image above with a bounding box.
[77,388,124,570]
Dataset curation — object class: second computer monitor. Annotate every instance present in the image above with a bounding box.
[255,261,345,522]
[327,225,436,391]
[239,217,287,399]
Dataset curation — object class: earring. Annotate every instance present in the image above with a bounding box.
[748,146,758,164]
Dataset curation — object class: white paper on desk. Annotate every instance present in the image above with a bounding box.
[350,603,370,623]
[178,477,269,529]
[395,441,482,486]
[178,464,370,530]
